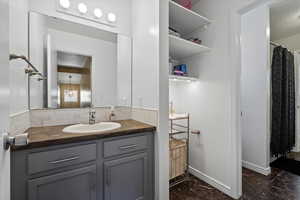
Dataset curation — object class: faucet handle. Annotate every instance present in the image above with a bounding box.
[108,106,116,121]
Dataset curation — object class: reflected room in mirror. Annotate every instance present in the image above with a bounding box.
[57,52,91,108]
[28,12,132,110]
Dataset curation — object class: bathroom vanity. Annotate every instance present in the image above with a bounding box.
[9,8,156,200]
[11,120,155,200]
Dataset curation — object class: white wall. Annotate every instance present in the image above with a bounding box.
[275,33,300,51]
[169,81,180,108]
[29,12,47,109]
[241,4,271,175]
[131,0,159,110]
[157,0,170,198]
[47,35,58,108]
[294,52,300,152]
[9,0,29,114]
[29,0,132,36]
[117,35,132,107]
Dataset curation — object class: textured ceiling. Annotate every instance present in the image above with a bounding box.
[270,0,300,41]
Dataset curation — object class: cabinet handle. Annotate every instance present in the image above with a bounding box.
[119,144,138,151]
[49,156,79,164]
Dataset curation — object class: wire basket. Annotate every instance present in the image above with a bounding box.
[169,138,187,179]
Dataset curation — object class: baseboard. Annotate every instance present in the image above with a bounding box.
[188,166,232,198]
[242,160,271,176]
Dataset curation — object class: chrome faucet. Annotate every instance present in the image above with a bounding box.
[89,106,96,125]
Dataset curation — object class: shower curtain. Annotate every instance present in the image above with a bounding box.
[271,46,296,157]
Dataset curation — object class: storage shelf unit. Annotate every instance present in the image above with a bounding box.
[169,0,211,36]
[169,75,199,82]
[168,0,211,186]
[169,35,210,59]
[169,113,190,187]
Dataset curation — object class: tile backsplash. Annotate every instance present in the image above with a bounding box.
[30,107,132,127]
[9,111,30,136]
[131,107,158,126]
[9,106,157,135]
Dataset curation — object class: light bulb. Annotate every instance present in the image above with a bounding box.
[94,8,103,18]
[107,12,117,22]
[59,0,70,9]
[78,3,88,14]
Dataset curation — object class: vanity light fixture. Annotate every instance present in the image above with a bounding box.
[107,12,117,23]
[57,1,117,27]
[78,3,88,14]
[59,0,70,9]
[94,8,103,18]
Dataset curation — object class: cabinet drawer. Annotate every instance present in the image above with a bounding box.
[104,135,148,158]
[28,144,96,175]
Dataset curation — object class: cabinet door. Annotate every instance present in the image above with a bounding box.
[104,153,149,200]
[28,165,96,200]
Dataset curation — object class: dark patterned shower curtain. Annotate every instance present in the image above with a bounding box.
[271,46,296,157]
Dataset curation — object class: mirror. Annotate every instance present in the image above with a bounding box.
[28,12,132,109]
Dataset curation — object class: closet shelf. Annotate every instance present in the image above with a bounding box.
[169,35,210,59]
[169,113,189,120]
[169,0,211,35]
[169,75,199,82]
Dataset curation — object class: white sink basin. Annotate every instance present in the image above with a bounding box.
[63,122,121,134]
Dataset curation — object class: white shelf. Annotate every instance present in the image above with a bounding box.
[169,35,210,59]
[169,0,211,35]
[169,113,189,120]
[169,75,199,82]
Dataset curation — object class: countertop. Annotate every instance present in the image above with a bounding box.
[11,120,156,151]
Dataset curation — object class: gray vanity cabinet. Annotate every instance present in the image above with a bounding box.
[11,132,154,200]
[104,153,149,200]
[28,165,96,200]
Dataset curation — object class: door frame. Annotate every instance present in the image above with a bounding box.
[0,0,10,200]
[230,0,284,198]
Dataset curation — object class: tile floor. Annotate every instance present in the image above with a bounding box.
[170,168,300,200]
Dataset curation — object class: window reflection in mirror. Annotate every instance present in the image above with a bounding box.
[56,52,91,108]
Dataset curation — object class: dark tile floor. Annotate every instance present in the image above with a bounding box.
[170,168,300,200]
